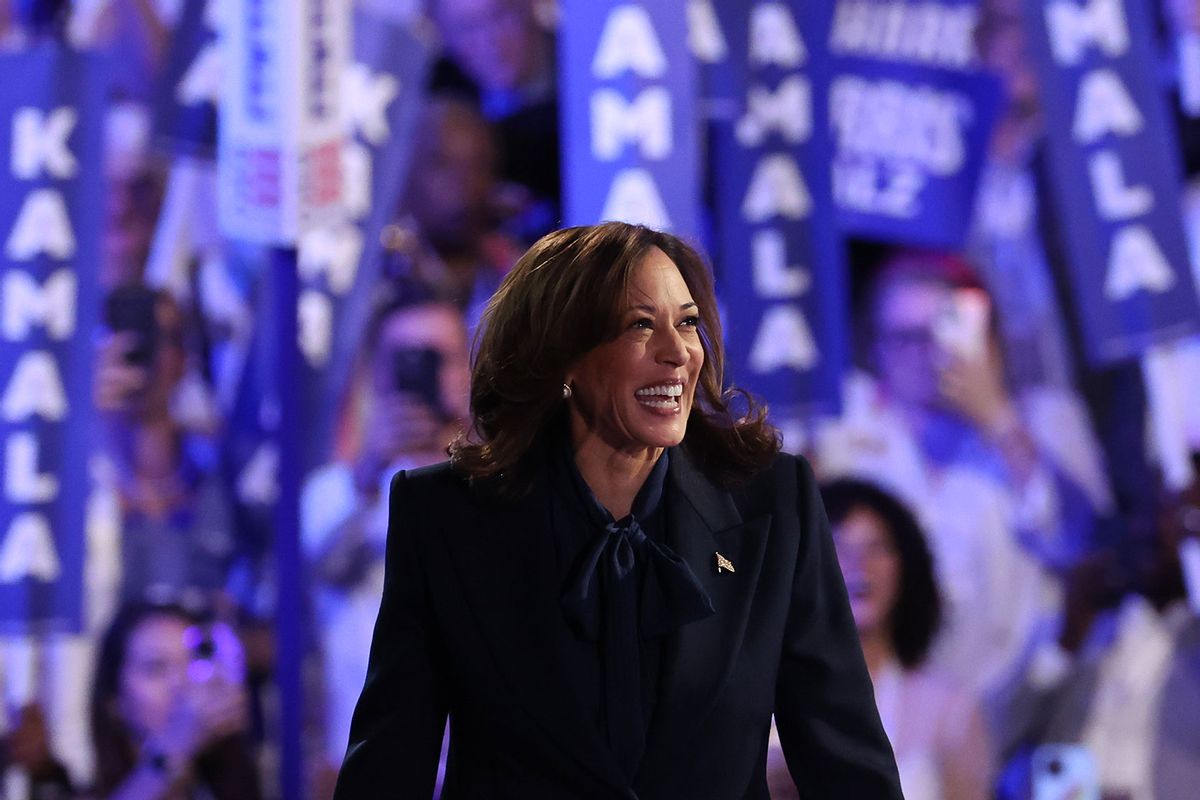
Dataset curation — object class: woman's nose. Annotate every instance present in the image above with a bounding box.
[655,327,689,366]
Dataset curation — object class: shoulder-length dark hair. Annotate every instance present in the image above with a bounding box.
[822,478,943,669]
[90,601,200,795]
[450,221,779,491]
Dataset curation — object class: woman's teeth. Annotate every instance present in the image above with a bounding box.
[635,384,682,409]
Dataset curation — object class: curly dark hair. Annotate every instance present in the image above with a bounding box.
[822,478,943,669]
[449,221,780,492]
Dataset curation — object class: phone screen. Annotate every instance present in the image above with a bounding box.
[931,288,990,362]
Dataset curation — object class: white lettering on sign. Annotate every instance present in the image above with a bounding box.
[1072,69,1143,143]
[1104,225,1176,300]
[0,513,60,583]
[736,77,812,148]
[830,1,978,69]
[749,3,807,67]
[344,63,400,146]
[177,44,223,105]
[751,229,811,298]
[1,351,69,423]
[5,432,59,504]
[4,189,77,260]
[1089,150,1153,221]
[299,224,363,295]
[742,154,812,223]
[687,0,727,63]
[592,5,667,79]
[11,107,78,180]
[298,289,334,366]
[591,88,674,161]
[2,270,77,341]
[749,305,819,372]
[600,168,672,230]
[341,140,372,220]
[1046,0,1129,66]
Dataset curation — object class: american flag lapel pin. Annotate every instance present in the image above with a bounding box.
[715,552,735,574]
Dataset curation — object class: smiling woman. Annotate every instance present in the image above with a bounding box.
[333,222,903,799]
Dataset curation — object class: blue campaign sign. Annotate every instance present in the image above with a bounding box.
[154,0,220,158]
[0,44,106,634]
[711,1,846,417]
[1022,0,1200,365]
[828,0,1003,250]
[560,0,702,239]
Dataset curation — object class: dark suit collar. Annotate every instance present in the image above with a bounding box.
[444,447,770,791]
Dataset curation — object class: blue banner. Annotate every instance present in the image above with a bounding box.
[711,1,846,417]
[1022,0,1200,364]
[560,0,701,238]
[828,0,1003,250]
[222,13,432,535]
[154,0,220,158]
[0,44,106,634]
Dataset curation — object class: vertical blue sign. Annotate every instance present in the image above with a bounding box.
[0,44,105,634]
[827,0,1002,249]
[711,1,846,417]
[154,0,220,158]
[560,0,701,238]
[1023,0,1200,364]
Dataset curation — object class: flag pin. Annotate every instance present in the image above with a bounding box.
[715,552,735,574]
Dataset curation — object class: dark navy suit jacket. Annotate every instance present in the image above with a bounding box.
[333,449,902,799]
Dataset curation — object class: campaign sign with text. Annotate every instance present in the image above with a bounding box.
[0,45,105,634]
[154,0,221,158]
[711,1,846,417]
[829,0,1003,250]
[218,0,348,244]
[560,0,702,239]
[1023,0,1200,364]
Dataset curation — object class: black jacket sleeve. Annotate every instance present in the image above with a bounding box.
[773,457,903,797]
[333,471,448,799]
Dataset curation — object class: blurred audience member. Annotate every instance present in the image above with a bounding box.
[90,601,260,799]
[815,254,1099,696]
[0,703,74,799]
[767,479,992,800]
[992,463,1200,800]
[302,289,469,771]
[385,97,520,330]
[94,286,234,604]
[430,0,559,240]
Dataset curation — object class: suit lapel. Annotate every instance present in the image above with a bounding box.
[643,451,771,765]
[442,475,627,790]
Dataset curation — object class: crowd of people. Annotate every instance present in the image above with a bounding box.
[0,0,1199,798]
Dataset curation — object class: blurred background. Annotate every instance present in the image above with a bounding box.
[1,0,1200,798]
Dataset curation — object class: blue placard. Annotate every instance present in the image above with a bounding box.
[0,44,105,634]
[828,0,1003,250]
[711,1,846,418]
[560,0,701,238]
[154,0,220,158]
[1022,0,1200,364]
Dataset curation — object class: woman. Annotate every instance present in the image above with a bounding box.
[335,222,901,798]
[769,479,992,800]
[90,601,261,799]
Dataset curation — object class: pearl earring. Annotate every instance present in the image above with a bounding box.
[562,383,573,399]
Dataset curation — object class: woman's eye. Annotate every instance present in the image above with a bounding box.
[631,318,653,330]
[679,315,700,328]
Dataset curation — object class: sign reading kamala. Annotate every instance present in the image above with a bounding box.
[1022,0,1200,364]
[829,0,1003,249]
[218,0,348,244]
[711,2,846,416]
[0,44,105,634]
[560,0,701,238]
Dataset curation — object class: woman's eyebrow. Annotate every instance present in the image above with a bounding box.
[628,302,699,313]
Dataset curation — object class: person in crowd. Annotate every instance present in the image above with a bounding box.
[815,252,1097,697]
[0,703,74,799]
[334,222,901,798]
[89,600,260,799]
[93,285,235,604]
[429,0,560,241]
[302,286,470,775]
[384,97,522,332]
[992,460,1200,800]
[768,479,993,800]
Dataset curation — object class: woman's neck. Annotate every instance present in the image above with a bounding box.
[569,418,662,519]
[858,628,896,681]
